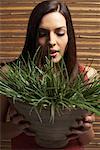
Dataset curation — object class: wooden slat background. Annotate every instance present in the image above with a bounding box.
[0,0,100,149]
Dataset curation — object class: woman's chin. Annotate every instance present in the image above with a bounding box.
[51,56,61,63]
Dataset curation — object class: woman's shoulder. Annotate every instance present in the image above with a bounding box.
[0,64,9,73]
[0,64,9,81]
[0,64,10,113]
[0,59,18,72]
[85,66,98,79]
[79,64,99,79]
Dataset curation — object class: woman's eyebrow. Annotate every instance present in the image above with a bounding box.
[38,28,48,31]
[56,27,67,30]
[39,27,67,31]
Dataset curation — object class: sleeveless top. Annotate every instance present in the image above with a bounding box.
[11,65,87,150]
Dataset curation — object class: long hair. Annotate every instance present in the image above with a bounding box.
[21,0,77,76]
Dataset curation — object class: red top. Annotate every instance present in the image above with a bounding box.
[12,133,83,150]
[11,65,87,150]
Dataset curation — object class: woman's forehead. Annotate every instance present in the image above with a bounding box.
[39,12,67,30]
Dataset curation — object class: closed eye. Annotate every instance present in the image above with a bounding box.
[38,28,48,37]
[56,32,65,36]
[39,32,47,37]
[55,28,66,37]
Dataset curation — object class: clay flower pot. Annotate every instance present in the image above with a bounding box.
[13,100,87,148]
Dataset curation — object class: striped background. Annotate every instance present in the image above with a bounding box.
[0,0,100,149]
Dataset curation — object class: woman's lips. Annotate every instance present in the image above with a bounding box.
[50,50,59,57]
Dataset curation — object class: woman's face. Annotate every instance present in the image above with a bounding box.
[38,12,68,63]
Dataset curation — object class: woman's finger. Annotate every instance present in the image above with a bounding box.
[66,133,79,142]
[11,115,24,124]
[24,128,35,136]
[18,123,30,131]
[85,115,95,122]
[74,114,95,130]
[8,105,17,118]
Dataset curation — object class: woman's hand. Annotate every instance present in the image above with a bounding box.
[70,113,95,131]
[8,104,35,137]
[67,113,95,143]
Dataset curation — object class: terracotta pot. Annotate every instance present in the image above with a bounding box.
[12,101,87,148]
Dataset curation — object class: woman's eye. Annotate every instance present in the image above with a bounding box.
[39,32,47,37]
[56,32,65,36]
[38,28,48,37]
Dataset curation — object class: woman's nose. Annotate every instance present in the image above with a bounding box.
[48,43,56,48]
[48,32,56,48]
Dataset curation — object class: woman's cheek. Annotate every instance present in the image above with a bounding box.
[38,38,46,46]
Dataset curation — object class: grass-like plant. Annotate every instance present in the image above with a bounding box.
[0,47,100,122]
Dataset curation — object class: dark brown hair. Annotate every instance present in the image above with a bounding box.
[21,0,77,76]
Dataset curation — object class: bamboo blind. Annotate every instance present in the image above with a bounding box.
[0,0,100,149]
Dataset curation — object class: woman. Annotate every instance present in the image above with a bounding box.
[0,0,96,149]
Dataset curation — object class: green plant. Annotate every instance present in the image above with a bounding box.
[0,47,100,122]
